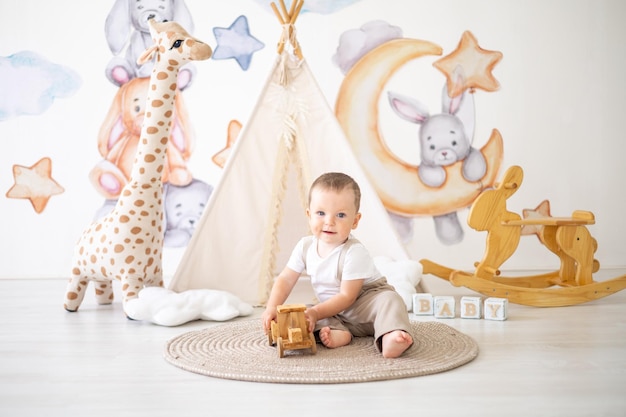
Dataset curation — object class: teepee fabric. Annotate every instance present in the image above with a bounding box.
[169,53,410,306]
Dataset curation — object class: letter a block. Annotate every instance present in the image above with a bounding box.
[412,293,433,315]
[484,297,508,321]
[460,296,482,319]
[434,296,455,318]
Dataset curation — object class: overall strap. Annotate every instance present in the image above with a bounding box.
[336,238,359,281]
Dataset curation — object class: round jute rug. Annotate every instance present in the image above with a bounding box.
[163,319,479,384]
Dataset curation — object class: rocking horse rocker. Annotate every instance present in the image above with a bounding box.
[420,165,626,307]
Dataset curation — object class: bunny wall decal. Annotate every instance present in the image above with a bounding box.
[388,68,487,244]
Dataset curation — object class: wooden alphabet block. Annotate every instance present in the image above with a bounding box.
[484,297,508,321]
[434,296,455,318]
[412,293,433,315]
[460,296,482,319]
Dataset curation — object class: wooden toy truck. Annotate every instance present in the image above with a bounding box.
[267,304,317,358]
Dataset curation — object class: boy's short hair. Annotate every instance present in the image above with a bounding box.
[309,172,361,212]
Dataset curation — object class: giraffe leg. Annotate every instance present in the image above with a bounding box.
[144,261,164,288]
[120,275,143,316]
[64,272,89,312]
[94,280,114,305]
[153,270,164,288]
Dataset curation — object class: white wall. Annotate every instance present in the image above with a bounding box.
[0,0,624,279]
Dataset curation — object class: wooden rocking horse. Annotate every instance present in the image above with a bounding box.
[420,165,626,307]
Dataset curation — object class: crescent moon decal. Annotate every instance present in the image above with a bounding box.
[335,38,503,217]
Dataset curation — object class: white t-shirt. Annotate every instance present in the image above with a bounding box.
[286,235,382,302]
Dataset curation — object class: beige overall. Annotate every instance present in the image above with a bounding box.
[308,239,413,352]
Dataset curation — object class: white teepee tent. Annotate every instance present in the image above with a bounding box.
[169,1,413,305]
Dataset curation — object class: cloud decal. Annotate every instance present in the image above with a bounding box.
[0,51,81,121]
[332,20,403,75]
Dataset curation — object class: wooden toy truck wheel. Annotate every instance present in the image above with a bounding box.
[269,320,278,345]
[277,337,284,358]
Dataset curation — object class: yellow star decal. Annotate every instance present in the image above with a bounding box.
[433,30,503,97]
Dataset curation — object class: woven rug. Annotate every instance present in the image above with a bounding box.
[164,319,478,384]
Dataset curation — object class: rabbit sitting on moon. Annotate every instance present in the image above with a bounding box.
[388,71,486,244]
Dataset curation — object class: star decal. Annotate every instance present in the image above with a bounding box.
[433,30,503,97]
[521,199,552,239]
[6,157,65,213]
[212,15,265,71]
[212,119,242,168]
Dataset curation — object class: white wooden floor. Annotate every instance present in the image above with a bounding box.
[1,270,625,417]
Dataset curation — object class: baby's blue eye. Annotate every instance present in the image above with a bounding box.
[316,211,325,216]
[337,213,346,218]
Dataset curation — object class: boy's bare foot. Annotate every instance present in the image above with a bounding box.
[319,326,352,348]
[381,330,413,358]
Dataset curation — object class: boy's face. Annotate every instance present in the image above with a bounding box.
[306,186,361,248]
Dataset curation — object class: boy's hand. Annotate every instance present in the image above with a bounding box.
[261,308,277,334]
[304,307,319,333]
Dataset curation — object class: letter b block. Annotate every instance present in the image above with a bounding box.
[460,296,482,319]
[484,297,508,321]
[412,293,433,315]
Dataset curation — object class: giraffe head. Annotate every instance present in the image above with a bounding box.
[137,19,212,67]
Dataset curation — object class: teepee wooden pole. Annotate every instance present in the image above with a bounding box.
[271,0,305,59]
[279,0,289,20]
[271,2,285,24]
[288,0,297,17]
[271,2,286,54]
[290,0,304,24]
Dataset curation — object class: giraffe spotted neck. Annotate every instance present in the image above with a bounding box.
[129,22,201,187]
[128,67,177,185]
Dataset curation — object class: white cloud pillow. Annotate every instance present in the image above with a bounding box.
[374,257,423,311]
[125,287,254,326]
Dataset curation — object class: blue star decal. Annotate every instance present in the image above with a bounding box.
[212,15,265,71]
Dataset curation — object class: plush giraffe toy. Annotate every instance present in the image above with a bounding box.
[64,20,212,316]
